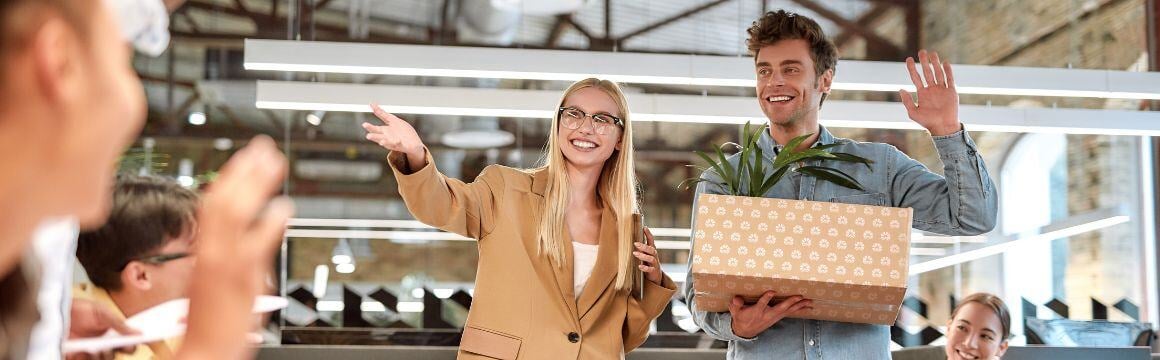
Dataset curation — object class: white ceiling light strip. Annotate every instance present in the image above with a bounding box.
[315,300,424,313]
[289,218,437,229]
[285,229,474,241]
[256,81,1160,136]
[908,210,1130,275]
[244,39,1160,100]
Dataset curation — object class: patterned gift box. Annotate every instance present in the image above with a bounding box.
[689,193,913,325]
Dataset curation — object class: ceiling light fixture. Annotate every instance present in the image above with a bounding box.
[245,40,1160,100]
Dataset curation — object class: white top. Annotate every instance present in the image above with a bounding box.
[27,217,80,360]
[571,242,600,300]
[107,0,171,56]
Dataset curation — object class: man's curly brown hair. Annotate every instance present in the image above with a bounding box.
[746,10,838,106]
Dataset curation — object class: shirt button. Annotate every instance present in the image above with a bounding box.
[568,332,580,343]
[809,340,815,346]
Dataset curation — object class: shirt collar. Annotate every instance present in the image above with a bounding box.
[758,124,836,155]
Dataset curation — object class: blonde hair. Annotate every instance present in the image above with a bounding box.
[537,78,639,291]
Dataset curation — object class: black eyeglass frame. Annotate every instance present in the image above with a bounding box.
[558,107,624,133]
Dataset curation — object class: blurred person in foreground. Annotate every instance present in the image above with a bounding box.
[0,0,292,359]
[25,1,188,359]
[73,175,201,359]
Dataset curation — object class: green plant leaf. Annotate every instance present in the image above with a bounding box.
[679,122,877,196]
[757,164,790,196]
[678,178,729,193]
[773,148,836,169]
[694,150,731,192]
[750,146,765,197]
[741,122,755,150]
[781,133,813,154]
[796,166,866,191]
[713,145,740,194]
[829,152,875,170]
[694,150,723,177]
[812,143,842,151]
[684,164,714,173]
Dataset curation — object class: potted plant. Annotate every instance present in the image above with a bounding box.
[680,122,872,195]
[682,122,915,326]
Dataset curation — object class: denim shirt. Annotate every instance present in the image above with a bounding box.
[683,125,998,360]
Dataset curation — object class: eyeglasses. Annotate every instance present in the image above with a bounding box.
[558,107,623,135]
[118,252,193,270]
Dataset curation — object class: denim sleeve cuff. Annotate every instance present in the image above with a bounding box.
[714,311,759,342]
[931,125,978,159]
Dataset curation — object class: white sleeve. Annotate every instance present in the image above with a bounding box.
[106,0,172,57]
[27,217,80,360]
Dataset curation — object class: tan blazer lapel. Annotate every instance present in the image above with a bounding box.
[524,169,581,325]
[576,205,618,319]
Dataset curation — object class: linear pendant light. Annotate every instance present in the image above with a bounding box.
[244,39,1160,100]
[255,80,1160,136]
[908,211,1130,275]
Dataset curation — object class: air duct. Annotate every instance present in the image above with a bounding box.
[438,0,521,149]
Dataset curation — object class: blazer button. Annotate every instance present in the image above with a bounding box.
[568,332,580,343]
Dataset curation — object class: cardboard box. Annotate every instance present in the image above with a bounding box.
[689,193,913,325]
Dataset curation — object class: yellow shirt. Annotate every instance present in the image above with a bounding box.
[72,283,180,360]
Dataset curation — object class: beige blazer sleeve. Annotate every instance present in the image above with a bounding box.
[388,149,504,240]
[622,273,677,352]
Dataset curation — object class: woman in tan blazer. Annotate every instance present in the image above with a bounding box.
[361,78,677,359]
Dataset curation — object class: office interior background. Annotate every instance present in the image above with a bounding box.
[122,0,1160,355]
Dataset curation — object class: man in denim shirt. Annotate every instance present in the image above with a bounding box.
[684,10,998,360]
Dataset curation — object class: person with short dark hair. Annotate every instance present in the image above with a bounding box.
[946,293,1011,360]
[74,175,200,359]
[685,9,998,359]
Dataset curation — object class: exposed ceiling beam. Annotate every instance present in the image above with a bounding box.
[904,0,919,55]
[545,15,570,48]
[854,0,915,6]
[262,108,286,133]
[233,0,251,15]
[171,29,428,46]
[790,0,903,58]
[314,0,336,10]
[617,0,732,43]
[169,93,201,120]
[604,0,612,38]
[215,104,258,132]
[178,12,202,34]
[833,3,891,48]
[183,0,428,44]
[138,73,196,89]
[560,14,597,41]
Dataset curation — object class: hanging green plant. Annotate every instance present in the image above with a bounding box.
[679,122,874,197]
[117,148,170,175]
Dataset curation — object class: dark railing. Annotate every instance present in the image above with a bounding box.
[281,285,1149,348]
